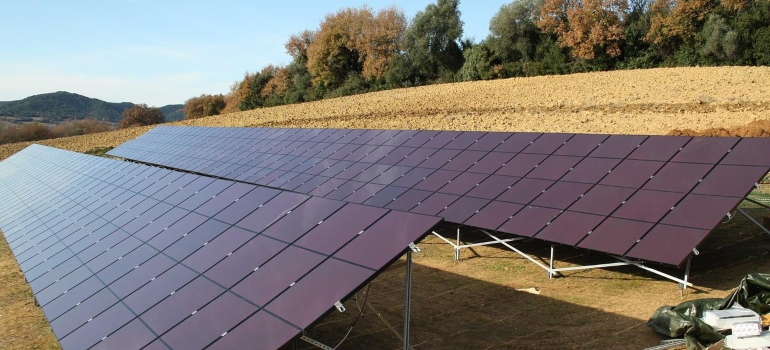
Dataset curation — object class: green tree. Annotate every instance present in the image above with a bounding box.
[398,0,465,84]
[488,0,544,63]
[119,104,164,128]
[458,42,496,81]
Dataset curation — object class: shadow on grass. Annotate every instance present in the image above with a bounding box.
[290,260,664,350]
[422,211,770,293]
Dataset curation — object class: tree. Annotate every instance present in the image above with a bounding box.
[399,0,465,84]
[52,118,112,137]
[488,0,544,63]
[458,42,496,81]
[184,94,226,120]
[645,0,717,51]
[119,104,164,128]
[306,6,406,88]
[538,0,628,60]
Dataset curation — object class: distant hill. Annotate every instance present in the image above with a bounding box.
[0,91,183,123]
[160,104,185,121]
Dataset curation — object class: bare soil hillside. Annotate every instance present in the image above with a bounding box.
[1,66,769,350]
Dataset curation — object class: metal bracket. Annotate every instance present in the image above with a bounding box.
[756,182,761,190]
[334,301,345,313]
[726,211,733,220]
[300,335,335,350]
[692,248,700,255]
[408,242,420,253]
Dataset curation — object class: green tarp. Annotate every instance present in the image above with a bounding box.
[648,273,770,349]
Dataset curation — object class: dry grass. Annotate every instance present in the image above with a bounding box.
[1,66,770,349]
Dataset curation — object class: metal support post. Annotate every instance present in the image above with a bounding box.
[681,256,691,293]
[455,227,460,260]
[403,250,413,350]
[737,208,770,237]
[549,244,555,279]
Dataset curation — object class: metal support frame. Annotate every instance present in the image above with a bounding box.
[403,250,413,350]
[737,207,770,236]
[301,248,416,350]
[431,227,523,261]
[432,227,694,288]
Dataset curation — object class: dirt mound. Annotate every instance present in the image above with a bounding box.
[668,120,770,137]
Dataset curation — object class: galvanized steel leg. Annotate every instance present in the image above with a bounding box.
[681,256,691,293]
[737,208,770,237]
[403,250,413,350]
[455,227,460,260]
[549,244,555,279]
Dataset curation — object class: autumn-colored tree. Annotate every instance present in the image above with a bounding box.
[261,67,290,98]
[306,6,406,87]
[184,94,226,120]
[118,104,164,128]
[286,30,316,62]
[222,73,255,114]
[538,0,628,60]
[645,0,716,48]
[18,123,54,141]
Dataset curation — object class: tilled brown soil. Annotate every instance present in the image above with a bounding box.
[1,66,769,350]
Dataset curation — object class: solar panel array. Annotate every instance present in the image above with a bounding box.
[0,144,440,350]
[109,126,770,266]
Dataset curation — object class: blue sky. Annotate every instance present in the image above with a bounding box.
[0,1,511,106]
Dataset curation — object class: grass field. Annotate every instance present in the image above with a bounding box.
[1,66,770,349]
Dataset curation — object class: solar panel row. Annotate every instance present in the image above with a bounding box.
[109,127,770,266]
[0,144,440,350]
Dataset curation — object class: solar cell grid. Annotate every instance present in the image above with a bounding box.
[0,145,443,350]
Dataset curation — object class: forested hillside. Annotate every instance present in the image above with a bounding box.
[0,91,133,123]
[182,0,770,120]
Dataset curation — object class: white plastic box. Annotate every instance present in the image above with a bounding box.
[702,308,762,331]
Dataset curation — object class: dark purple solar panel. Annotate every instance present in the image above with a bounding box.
[467,152,517,174]
[721,138,770,166]
[569,185,635,216]
[693,165,768,197]
[495,153,547,177]
[334,211,440,270]
[497,178,554,205]
[467,132,510,151]
[561,157,619,184]
[671,137,739,164]
[643,162,712,193]
[577,218,654,256]
[105,128,770,270]
[661,194,741,230]
[628,136,690,161]
[497,206,561,237]
[531,182,591,209]
[464,201,524,231]
[626,225,710,266]
[231,245,325,306]
[493,132,540,153]
[438,172,488,195]
[294,204,388,255]
[465,175,520,200]
[1,145,450,350]
[523,133,573,155]
[600,159,664,188]
[535,211,604,246]
[554,134,608,157]
[526,155,582,181]
[439,197,490,223]
[612,190,684,223]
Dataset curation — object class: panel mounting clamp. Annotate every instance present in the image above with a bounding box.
[408,242,420,253]
[334,301,345,312]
